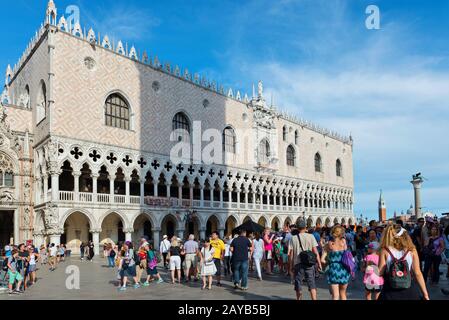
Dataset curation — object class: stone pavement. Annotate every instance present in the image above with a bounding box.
[1,257,448,300]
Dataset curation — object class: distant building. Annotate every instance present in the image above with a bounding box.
[378,190,387,222]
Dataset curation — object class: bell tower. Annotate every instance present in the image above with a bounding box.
[378,190,386,222]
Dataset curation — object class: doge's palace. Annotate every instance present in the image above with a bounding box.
[0,0,355,254]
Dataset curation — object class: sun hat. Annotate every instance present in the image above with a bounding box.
[163,235,168,239]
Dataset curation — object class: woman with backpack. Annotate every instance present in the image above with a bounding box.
[199,239,217,290]
[143,243,164,285]
[118,242,141,291]
[321,225,351,300]
[378,223,429,300]
[108,244,116,268]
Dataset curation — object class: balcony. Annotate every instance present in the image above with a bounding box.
[56,191,353,216]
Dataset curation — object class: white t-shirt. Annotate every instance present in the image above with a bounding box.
[29,253,36,265]
[253,239,265,258]
[49,247,58,257]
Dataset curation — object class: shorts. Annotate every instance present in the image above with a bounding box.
[8,271,23,285]
[265,251,273,260]
[213,259,222,276]
[365,285,382,293]
[123,265,137,278]
[282,254,288,264]
[147,267,158,276]
[28,264,37,273]
[185,253,198,269]
[170,256,181,271]
[294,264,316,292]
[49,256,56,264]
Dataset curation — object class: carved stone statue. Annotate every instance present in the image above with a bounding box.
[0,190,14,202]
[23,207,30,225]
[43,205,59,230]
[258,81,264,98]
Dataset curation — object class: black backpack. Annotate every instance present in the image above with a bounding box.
[2,258,9,271]
[385,248,412,289]
[109,249,116,258]
[296,234,317,267]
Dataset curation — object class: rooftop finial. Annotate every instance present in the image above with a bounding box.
[46,0,57,25]
[258,80,264,99]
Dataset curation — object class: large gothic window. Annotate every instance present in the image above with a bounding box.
[223,127,236,153]
[259,139,270,164]
[105,93,130,130]
[314,153,322,173]
[287,145,296,167]
[172,112,191,142]
[336,159,342,177]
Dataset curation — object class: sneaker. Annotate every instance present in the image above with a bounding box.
[157,278,164,284]
[118,286,127,291]
[134,283,141,289]
[142,282,150,287]
[234,284,240,290]
[8,290,14,295]
[13,290,23,295]
[241,287,248,291]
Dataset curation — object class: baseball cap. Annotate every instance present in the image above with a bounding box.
[163,235,168,239]
[297,220,306,229]
[4,245,11,251]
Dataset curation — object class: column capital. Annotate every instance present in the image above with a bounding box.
[124,227,134,233]
[91,173,100,179]
[90,228,102,234]
[152,227,162,232]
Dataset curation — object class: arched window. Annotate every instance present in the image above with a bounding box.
[287,145,296,167]
[0,171,13,187]
[259,139,270,163]
[295,130,299,145]
[283,126,287,142]
[223,126,236,153]
[36,81,47,124]
[172,112,191,142]
[105,93,130,130]
[336,159,342,177]
[314,153,322,173]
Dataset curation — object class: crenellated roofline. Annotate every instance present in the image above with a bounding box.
[1,0,353,146]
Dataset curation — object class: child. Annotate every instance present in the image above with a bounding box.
[143,244,164,286]
[7,249,23,295]
[362,242,384,300]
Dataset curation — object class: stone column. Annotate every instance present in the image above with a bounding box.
[219,229,225,239]
[219,187,224,208]
[125,177,131,203]
[228,189,232,204]
[411,176,424,219]
[91,229,101,256]
[237,191,241,207]
[125,228,133,242]
[189,185,194,206]
[49,232,61,246]
[166,183,171,198]
[14,209,20,244]
[92,173,99,202]
[210,188,214,204]
[51,173,59,202]
[74,172,81,202]
[199,229,206,241]
[140,180,145,205]
[151,228,160,250]
[200,185,204,207]
[177,228,185,241]
[244,191,249,208]
[43,175,48,203]
[108,175,114,200]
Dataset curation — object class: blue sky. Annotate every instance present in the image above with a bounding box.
[2,0,449,220]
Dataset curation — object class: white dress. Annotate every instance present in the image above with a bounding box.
[201,247,217,276]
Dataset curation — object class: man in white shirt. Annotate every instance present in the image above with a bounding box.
[160,235,171,269]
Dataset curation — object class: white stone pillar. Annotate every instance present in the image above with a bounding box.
[140,180,145,205]
[125,228,133,242]
[91,229,101,255]
[244,191,249,208]
[14,209,20,244]
[237,191,241,207]
[43,175,48,203]
[74,172,81,202]
[189,186,194,206]
[51,173,59,202]
[125,177,131,203]
[219,187,224,208]
[49,233,61,246]
[109,175,114,200]
[200,229,206,241]
[210,188,214,204]
[153,229,161,250]
[166,183,171,198]
[92,173,99,202]
[177,229,185,241]
[200,185,204,207]
[228,190,232,204]
[219,229,225,239]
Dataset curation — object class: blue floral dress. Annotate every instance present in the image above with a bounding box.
[326,251,351,285]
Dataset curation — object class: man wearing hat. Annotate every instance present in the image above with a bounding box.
[160,235,171,269]
[288,220,322,301]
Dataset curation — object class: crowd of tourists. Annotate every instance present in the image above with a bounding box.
[105,216,449,300]
[0,243,69,295]
[2,216,447,299]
